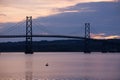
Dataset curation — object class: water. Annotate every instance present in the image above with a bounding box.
[0,52,120,80]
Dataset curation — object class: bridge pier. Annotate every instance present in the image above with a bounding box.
[25,16,33,54]
[84,23,91,53]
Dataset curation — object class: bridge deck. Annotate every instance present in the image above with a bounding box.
[0,35,86,39]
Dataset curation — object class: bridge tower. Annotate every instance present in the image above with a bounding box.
[25,16,33,54]
[84,23,91,53]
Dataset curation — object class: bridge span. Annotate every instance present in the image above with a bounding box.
[0,16,91,54]
[0,35,86,39]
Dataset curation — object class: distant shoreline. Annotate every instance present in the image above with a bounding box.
[0,39,120,53]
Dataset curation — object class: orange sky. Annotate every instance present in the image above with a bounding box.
[0,0,115,23]
[91,33,120,39]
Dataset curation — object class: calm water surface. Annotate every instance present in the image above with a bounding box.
[0,52,120,80]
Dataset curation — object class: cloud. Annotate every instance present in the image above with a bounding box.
[56,6,96,13]
[0,1,120,42]
[35,2,120,35]
[0,0,115,22]
[0,13,6,16]
[114,0,120,2]
[0,13,7,23]
[91,33,120,39]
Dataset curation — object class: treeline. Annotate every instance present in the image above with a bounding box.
[0,39,120,52]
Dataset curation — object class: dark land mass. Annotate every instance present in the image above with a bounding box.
[0,39,120,53]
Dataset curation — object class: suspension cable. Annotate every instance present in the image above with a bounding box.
[33,20,56,34]
[0,19,25,35]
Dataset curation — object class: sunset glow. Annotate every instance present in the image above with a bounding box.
[0,0,119,39]
[0,0,115,23]
[91,33,120,39]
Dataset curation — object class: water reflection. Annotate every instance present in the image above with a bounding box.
[0,53,120,80]
[25,54,33,80]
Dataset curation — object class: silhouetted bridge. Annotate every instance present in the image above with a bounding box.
[0,35,86,39]
[0,16,93,54]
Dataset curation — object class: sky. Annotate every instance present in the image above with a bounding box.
[0,0,117,22]
[0,0,120,41]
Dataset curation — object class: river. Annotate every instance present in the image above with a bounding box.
[0,52,120,80]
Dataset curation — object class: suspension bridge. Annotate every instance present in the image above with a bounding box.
[0,16,98,54]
